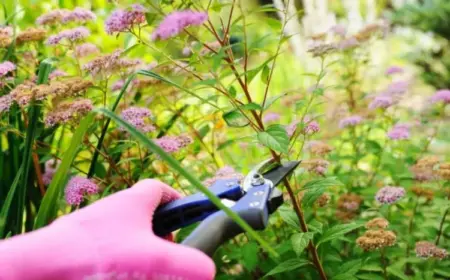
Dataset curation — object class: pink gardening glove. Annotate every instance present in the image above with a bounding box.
[0,179,216,280]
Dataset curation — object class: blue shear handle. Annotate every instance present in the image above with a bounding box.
[153,178,243,236]
[181,183,272,257]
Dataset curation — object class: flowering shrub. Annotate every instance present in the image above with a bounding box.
[0,1,449,279]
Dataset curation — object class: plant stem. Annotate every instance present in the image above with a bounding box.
[381,248,388,280]
[435,208,449,245]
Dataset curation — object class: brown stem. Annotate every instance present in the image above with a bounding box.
[32,151,45,196]
[435,208,449,245]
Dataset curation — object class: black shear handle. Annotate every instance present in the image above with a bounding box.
[181,208,265,257]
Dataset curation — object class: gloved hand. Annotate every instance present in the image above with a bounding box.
[0,179,216,280]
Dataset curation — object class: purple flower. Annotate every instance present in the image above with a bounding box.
[375,186,405,204]
[386,80,409,95]
[338,37,359,50]
[120,106,154,133]
[0,94,13,113]
[42,159,61,185]
[62,7,96,23]
[154,135,192,153]
[182,46,192,56]
[46,27,90,45]
[65,176,99,206]
[304,119,320,134]
[151,10,208,41]
[74,43,99,58]
[0,61,16,77]
[263,112,280,123]
[369,95,393,110]
[111,80,125,91]
[286,120,300,137]
[430,89,450,104]
[105,4,146,35]
[330,24,347,36]
[203,166,244,187]
[385,66,404,76]
[387,123,410,140]
[49,69,67,80]
[339,115,363,128]
[36,9,71,25]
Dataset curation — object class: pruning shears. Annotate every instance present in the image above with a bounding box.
[153,158,300,257]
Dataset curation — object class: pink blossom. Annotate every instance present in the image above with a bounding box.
[339,115,363,128]
[36,9,70,25]
[203,166,244,187]
[120,107,155,133]
[430,89,450,104]
[74,43,99,58]
[42,159,61,185]
[0,94,13,113]
[49,69,67,80]
[375,186,405,204]
[0,61,16,77]
[263,112,280,123]
[111,80,125,91]
[385,66,404,75]
[62,7,96,23]
[151,10,208,41]
[65,176,99,206]
[105,4,146,35]
[387,123,410,140]
[154,135,192,153]
[304,118,320,134]
[386,80,409,95]
[46,27,90,45]
[369,95,393,110]
[286,120,300,137]
[330,24,347,36]
[338,37,359,50]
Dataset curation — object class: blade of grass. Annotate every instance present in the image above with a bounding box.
[34,114,95,229]
[95,107,278,257]
[0,167,23,237]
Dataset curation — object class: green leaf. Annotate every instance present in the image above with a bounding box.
[317,222,364,247]
[356,273,385,280]
[335,259,363,277]
[263,259,309,277]
[95,108,278,257]
[223,110,250,127]
[34,114,95,229]
[0,167,23,237]
[246,55,276,84]
[240,102,262,111]
[257,124,289,154]
[242,242,260,271]
[145,12,158,25]
[263,92,287,110]
[387,266,409,280]
[229,85,237,98]
[278,205,300,229]
[303,177,344,191]
[261,64,270,84]
[302,187,326,208]
[308,220,323,234]
[291,232,314,256]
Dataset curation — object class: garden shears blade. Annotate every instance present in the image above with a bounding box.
[153,159,300,256]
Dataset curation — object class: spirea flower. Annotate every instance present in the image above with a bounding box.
[385,66,404,75]
[338,37,359,50]
[65,176,99,206]
[203,166,244,187]
[16,28,46,45]
[375,186,405,204]
[62,7,96,23]
[45,98,93,127]
[339,115,363,128]
[47,27,90,45]
[386,80,409,95]
[330,24,347,36]
[430,89,450,104]
[42,159,61,185]
[336,193,363,221]
[83,49,141,77]
[119,106,155,133]
[357,229,396,251]
[0,26,12,47]
[307,141,333,156]
[74,43,99,58]
[263,112,280,123]
[151,10,208,40]
[49,69,67,80]
[369,95,393,110]
[0,61,16,77]
[416,242,448,260]
[365,217,389,229]
[36,9,70,25]
[154,135,193,153]
[437,163,450,180]
[0,94,13,113]
[316,193,330,207]
[411,186,434,201]
[105,4,147,35]
[307,42,337,57]
[387,124,410,140]
[111,80,125,91]
[305,159,329,175]
[304,119,320,134]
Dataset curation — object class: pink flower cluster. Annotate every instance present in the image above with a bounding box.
[120,106,155,133]
[203,166,244,187]
[430,89,450,104]
[385,66,404,76]
[330,24,347,36]
[65,176,99,206]
[339,115,363,128]
[0,94,13,114]
[286,117,320,137]
[263,112,280,123]
[47,27,90,45]
[42,159,61,185]
[375,186,405,204]
[49,69,67,80]
[0,61,16,77]
[387,123,410,140]
[45,98,93,127]
[105,4,146,35]
[369,95,393,110]
[62,7,96,23]
[338,37,359,50]
[385,80,409,95]
[74,43,99,58]
[154,135,193,153]
[151,10,208,40]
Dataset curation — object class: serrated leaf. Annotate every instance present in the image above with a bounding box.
[291,232,314,256]
[308,220,323,234]
[317,222,364,247]
[303,177,344,191]
[336,259,363,276]
[223,110,250,127]
[263,258,309,277]
[387,266,409,280]
[302,187,326,208]
[278,205,300,229]
[257,124,289,153]
[240,102,262,111]
[356,273,385,280]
